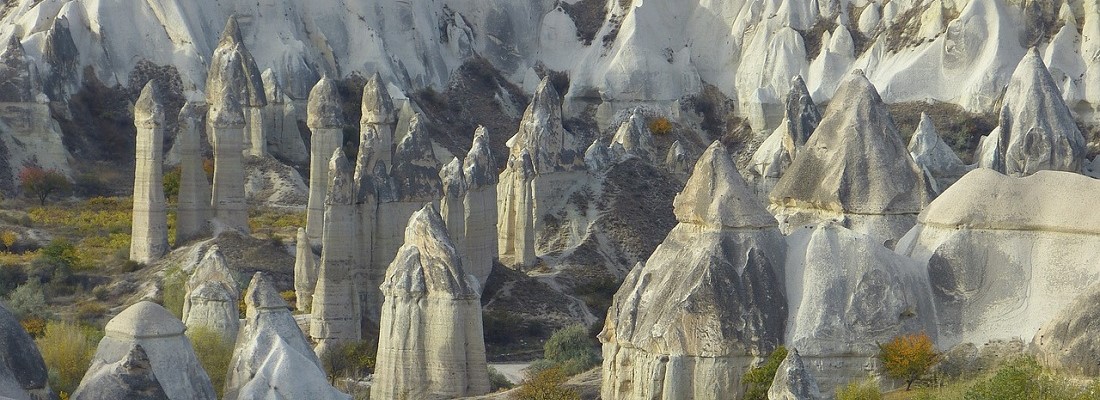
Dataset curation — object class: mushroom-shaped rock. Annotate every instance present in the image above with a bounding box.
[206,16,266,108]
[306,77,344,130]
[309,149,361,357]
[767,349,823,400]
[609,108,656,163]
[372,204,490,399]
[225,273,348,400]
[785,223,937,393]
[0,304,53,400]
[361,72,396,125]
[908,113,969,193]
[1033,282,1100,377]
[130,82,170,264]
[72,344,169,400]
[896,169,1100,348]
[600,141,787,400]
[305,77,346,242]
[182,246,240,343]
[769,71,932,242]
[988,48,1085,176]
[210,86,249,232]
[462,126,498,288]
[84,301,216,400]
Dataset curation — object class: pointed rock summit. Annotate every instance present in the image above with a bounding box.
[509,77,583,173]
[86,301,216,400]
[609,108,656,163]
[293,227,319,312]
[767,349,823,400]
[909,113,969,192]
[463,127,498,287]
[601,141,787,399]
[769,71,931,242]
[130,82,170,264]
[372,204,490,399]
[749,75,822,200]
[225,273,348,400]
[72,344,169,400]
[988,48,1085,176]
[664,140,691,175]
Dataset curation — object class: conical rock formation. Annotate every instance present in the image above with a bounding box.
[986,48,1085,176]
[309,149,361,357]
[909,113,969,193]
[609,108,656,163]
[82,301,216,400]
[371,204,490,399]
[463,126,498,287]
[600,141,787,400]
[770,71,932,242]
[181,246,240,343]
[293,227,319,312]
[72,344,169,400]
[225,273,348,400]
[767,348,823,400]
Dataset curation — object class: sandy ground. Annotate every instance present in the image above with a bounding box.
[488,362,530,384]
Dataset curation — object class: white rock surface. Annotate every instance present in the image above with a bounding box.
[82,301,216,400]
[664,140,691,176]
[896,168,1100,348]
[749,75,821,197]
[785,223,938,393]
[175,103,212,244]
[601,142,787,400]
[372,204,490,400]
[770,71,932,243]
[0,37,72,191]
[207,16,267,157]
[361,72,397,172]
[225,273,348,400]
[72,344,169,400]
[309,149,360,358]
[209,79,250,233]
[767,348,823,400]
[463,126,498,288]
[181,246,240,344]
[909,112,970,194]
[130,82,170,264]
[440,157,467,267]
[985,48,1085,176]
[304,77,345,243]
[609,108,656,163]
[293,227,318,312]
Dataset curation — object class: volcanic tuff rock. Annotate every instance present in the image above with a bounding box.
[440,157,467,268]
[785,223,938,393]
[130,82,170,264]
[305,77,346,242]
[600,142,787,400]
[0,304,53,400]
[767,348,823,400]
[770,71,932,243]
[83,301,216,400]
[508,77,583,174]
[584,138,612,173]
[985,48,1085,176]
[181,246,240,343]
[909,113,970,194]
[293,227,319,312]
[210,84,250,232]
[207,16,267,157]
[749,75,822,196]
[72,345,169,400]
[1033,282,1100,377]
[361,72,397,171]
[609,108,656,163]
[225,273,348,400]
[260,70,308,164]
[462,126,498,287]
[372,204,490,399]
[664,140,691,176]
[310,149,360,357]
[897,169,1100,348]
[175,103,212,243]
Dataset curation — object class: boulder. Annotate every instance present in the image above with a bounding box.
[600,141,787,400]
[82,301,216,400]
[664,140,691,176]
[896,168,1100,348]
[371,204,490,399]
[225,273,348,400]
[72,344,169,400]
[770,71,932,243]
[0,304,53,400]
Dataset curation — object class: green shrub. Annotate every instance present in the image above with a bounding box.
[483,309,546,345]
[536,324,600,376]
[489,366,515,392]
[321,339,378,383]
[163,166,181,202]
[742,346,788,400]
[5,280,49,319]
[187,326,233,399]
[36,321,97,396]
[514,367,580,400]
[836,379,882,400]
[962,356,1099,400]
[159,267,187,319]
[75,301,107,321]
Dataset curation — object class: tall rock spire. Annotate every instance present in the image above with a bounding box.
[209,79,249,232]
[130,82,169,263]
[175,103,211,243]
[304,77,345,243]
[207,15,268,157]
[309,149,360,358]
[462,126,498,287]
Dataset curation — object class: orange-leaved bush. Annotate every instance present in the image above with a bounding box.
[878,332,940,390]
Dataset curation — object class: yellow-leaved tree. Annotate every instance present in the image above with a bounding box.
[877,332,940,391]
